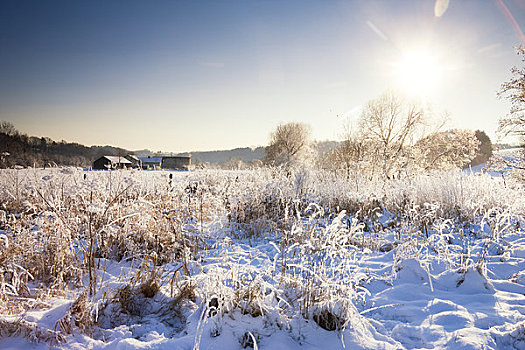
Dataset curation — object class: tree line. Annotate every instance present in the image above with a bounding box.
[0,121,128,168]
[263,93,493,179]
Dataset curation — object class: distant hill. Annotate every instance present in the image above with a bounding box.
[134,147,265,164]
[135,141,341,165]
[315,140,340,156]
[190,147,266,164]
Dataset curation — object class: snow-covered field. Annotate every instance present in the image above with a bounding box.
[1,167,524,349]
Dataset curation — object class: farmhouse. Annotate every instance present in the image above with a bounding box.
[92,156,132,170]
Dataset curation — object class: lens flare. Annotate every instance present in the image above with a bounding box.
[434,0,450,17]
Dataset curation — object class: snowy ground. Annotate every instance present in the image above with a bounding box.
[0,167,524,349]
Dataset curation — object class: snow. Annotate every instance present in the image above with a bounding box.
[0,167,524,349]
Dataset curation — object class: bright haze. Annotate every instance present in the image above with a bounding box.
[1,0,524,152]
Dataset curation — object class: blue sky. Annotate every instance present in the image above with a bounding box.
[1,0,524,152]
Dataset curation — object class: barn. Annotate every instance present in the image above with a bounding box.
[125,154,141,168]
[92,156,132,170]
[161,155,191,170]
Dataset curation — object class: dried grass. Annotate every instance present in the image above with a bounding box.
[55,291,93,335]
[0,318,65,345]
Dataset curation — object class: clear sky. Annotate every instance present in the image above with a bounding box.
[1,0,524,152]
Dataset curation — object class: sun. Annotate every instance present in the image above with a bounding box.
[394,49,442,97]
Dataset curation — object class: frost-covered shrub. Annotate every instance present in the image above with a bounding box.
[412,129,480,171]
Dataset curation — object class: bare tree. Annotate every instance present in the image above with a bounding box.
[358,91,425,178]
[0,121,17,136]
[492,46,525,178]
[264,122,313,166]
[498,46,525,139]
[327,129,372,176]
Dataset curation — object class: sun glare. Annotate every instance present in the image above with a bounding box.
[394,49,442,97]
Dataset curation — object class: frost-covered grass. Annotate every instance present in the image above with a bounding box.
[0,166,524,349]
